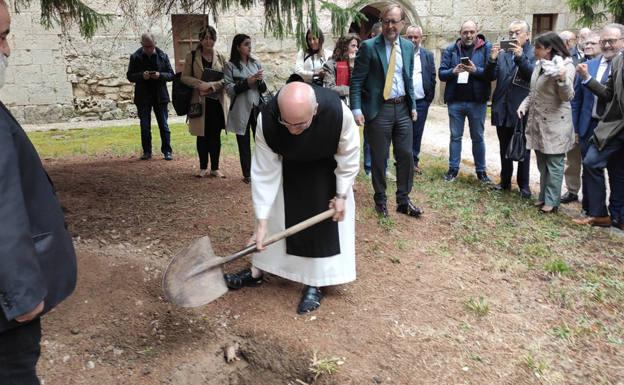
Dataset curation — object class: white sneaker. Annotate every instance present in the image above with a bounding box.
[197,169,208,178]
[386,170,397,182]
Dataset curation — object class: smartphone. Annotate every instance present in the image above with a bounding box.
[148,71,157,75]
[460,57,470,66]
[500,39,518,50]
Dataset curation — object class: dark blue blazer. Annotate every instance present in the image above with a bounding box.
[438,35,492,103]
[418,47,437,103]
[571,56,602,139]
[485,42,535,128]
[350,35,417,121]
[126,47,175,105]
[0,103,77,333]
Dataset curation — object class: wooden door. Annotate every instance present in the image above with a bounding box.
[171,14,209,73]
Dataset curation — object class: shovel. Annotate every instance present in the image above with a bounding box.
[162,208,336,307]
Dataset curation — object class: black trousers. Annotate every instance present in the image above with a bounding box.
[366,102,414,205]
[0,318,42,385]
[496,125,531,190]
[236,110,257,178]
[197,99,225,170]
[137,101,172,155]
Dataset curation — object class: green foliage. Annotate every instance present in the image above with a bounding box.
[567,0,624,26]
[465,297,490,317]
[320,0,368,37]
[545,259,571,275]
[15,0,111,38]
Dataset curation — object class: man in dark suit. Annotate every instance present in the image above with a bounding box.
[127,33,175,160]
[567,52,604,209]
[574,24,624,229]
[0,2,77,383]
[405,25,436,175]
[350,4,421,219]
[438,21,493,183]
[486,20,534,198]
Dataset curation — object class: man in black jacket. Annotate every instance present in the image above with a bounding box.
[485,20,534,198]
[127,33,175,160]
[0,2,77,383]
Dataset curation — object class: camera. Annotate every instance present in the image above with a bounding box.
[499,39,518,50]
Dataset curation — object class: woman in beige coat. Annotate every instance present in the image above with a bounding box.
[181,26,230,178]
[518,32,575,213]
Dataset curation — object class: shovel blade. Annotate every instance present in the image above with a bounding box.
[162,236,229,307]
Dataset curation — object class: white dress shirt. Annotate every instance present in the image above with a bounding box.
[385,39,406,98]
[412,48,425,100]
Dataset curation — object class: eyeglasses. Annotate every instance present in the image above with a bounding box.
[382,18,404,26]
[600,38,623,46]
[277,114,313,130]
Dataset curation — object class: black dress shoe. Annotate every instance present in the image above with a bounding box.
[297,286,323,314]
[164,152,173,161]
[491,183,511,191]
[443,168,459,182]
[560,192,578,204]
[140,152,152,160]
[375,203,388,218]
[396,201,423,217]
[224,268,263,290]
[519,188,532,199]
[476,171,493,184]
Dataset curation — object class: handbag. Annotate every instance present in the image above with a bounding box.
[506,117,526,162]
[187,102,203,118]
[172,50,196,116]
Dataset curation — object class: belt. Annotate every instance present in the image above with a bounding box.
[384,96,406,104]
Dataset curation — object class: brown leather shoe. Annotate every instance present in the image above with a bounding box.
[572,216,612,227]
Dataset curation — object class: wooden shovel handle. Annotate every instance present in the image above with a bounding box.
[220,208,336,264]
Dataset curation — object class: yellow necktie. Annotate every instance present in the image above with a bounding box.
[383,42,397,100]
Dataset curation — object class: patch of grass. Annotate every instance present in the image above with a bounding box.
[465,297,490,317]
[550,323,573,341]
[377,215,395,231]
[396,238,408,251]
[544,259,571,275]
[523,352,548,377]
[28,123,239,158]
[308,351,344,381]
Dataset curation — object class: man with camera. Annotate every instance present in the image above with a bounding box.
[127,33,175,161]
[438,20,492,183]
[486,20,534,198]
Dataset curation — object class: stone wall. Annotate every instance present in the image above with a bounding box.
[0,0,590,124]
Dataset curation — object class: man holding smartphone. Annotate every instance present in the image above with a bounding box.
[438,20,493,183]
[127,33,175,161]
[485,20,535,198]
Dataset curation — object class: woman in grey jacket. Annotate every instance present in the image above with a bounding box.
[518,32,575,213]
[224,34,267,183]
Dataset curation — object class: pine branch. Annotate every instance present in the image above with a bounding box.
[15,0,111,38]
[319,0,368,37]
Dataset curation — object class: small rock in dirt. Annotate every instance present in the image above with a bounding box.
[70,328,80,335]
[141,367,151,376]
[86,361,95,369]
[223,342,240,363]
[372,376,383,384]
[113,348,124,356]
[62,355,70,363]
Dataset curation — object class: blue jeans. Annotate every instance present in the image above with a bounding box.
[447,101,487,172]
[412,99,430,166]
[137,102,172,155]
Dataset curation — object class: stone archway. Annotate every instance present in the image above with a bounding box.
[348,1,422,39]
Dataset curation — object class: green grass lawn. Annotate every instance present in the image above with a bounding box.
[27,123,238,158]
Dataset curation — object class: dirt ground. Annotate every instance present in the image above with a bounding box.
[37,154,622,385]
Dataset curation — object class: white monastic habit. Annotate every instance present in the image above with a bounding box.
[250,102,360,287]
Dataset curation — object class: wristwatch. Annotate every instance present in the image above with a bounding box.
[335,193,347,200]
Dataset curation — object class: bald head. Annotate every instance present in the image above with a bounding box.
[277,82,318,135]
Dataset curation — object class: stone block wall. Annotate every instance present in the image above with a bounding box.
[0,0,588,123]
